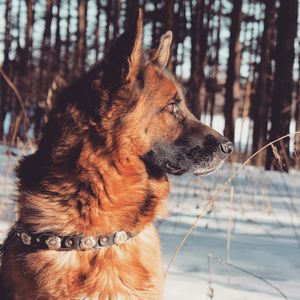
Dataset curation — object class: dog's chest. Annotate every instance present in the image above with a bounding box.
[33,250,136,297]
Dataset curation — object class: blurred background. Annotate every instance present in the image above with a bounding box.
[0,0,299,171]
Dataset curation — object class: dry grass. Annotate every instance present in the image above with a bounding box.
[207,253,288,300]
[226,186,234,283]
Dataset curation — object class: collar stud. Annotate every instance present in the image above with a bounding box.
[80,236,96,250]
[114,231,128,245]
[45,236,61,250]
[21,232,31,245]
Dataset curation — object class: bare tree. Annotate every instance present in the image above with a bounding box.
[113,0,121,40]
[209,0,222,127]
[39,0,54,88]
[252,1,277,166]
[295,53,300,169]
[104,0,112,54]
[266,0,298,171]
[75,0,87,76]
[0,0,12,140]
[64,0,72,74]
[94,0,101,61]
[189,0,205,119]
[223,0,243,142]
[125,0,139,30]
[53,0,62,73]
[165,0,174,69]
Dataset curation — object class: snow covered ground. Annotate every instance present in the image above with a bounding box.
[163,168,300,300]
[0,146,299,300]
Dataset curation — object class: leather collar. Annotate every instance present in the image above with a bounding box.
[15,228,137,251]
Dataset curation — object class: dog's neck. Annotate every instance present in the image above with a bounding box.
[17,137,169,236]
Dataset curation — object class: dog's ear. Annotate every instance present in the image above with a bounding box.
[151,31,173,69]
[125,9,144,80]
[102,9,143,86]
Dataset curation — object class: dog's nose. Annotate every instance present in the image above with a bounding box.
[219,141,234,155]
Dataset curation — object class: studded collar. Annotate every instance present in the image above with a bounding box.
[15,228,137,251]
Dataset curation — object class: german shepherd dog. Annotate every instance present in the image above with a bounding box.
[0,10,232,300]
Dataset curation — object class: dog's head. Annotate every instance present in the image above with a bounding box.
[93,10,233,177]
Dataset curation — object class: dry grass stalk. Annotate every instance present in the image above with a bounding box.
[226,186,234,283]
[164,130,300,276]
[271,144,282,163]
[207,253,288,300]
[207,254,214,300]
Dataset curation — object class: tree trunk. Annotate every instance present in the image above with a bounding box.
[15,0,35,142]
[199,0,213,120]
[25,0,34,70]
[251,1,276,166]
[104,0,112,54]
[125,0,139,30]
[53,0,61,73]
[94,0,101,61]
[171,0,184,73]
[39,0,54,90]
[223,0,242,142]
[165,0,174,70]
[209,0,222,127]
[64,0,71,74]
[113,0,121,40]
[151,1,159,46]
[189,0,205,119]
[0,0,12,140]
[265,0,298,171]
[75,0,87,76]
[295,68,300,169]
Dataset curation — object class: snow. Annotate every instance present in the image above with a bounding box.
[162,167,300,300]
[0,146,299,300]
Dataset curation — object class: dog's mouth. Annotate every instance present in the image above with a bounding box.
[193,169,215,176]
[165,162,186,175]
[165,159,224,176]
[192,160,224,176]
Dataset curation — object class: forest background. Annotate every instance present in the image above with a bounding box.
[0,0,299,171]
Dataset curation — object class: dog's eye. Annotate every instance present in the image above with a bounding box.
[167,103,180,117]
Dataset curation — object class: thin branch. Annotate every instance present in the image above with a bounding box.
[207,253,289,300]
[0,65,30,128]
